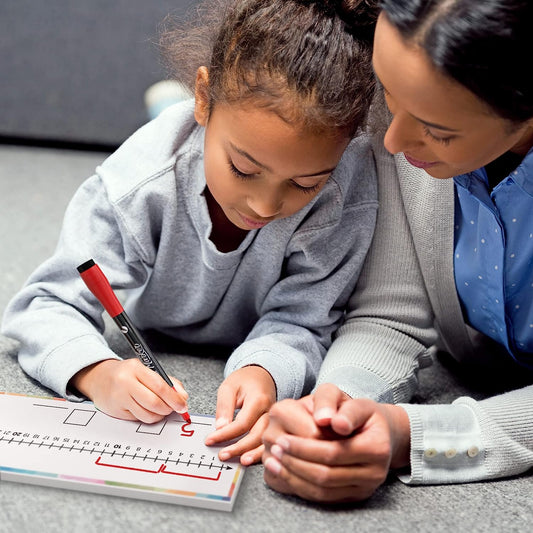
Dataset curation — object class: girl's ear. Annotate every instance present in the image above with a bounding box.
[194,66,210,126]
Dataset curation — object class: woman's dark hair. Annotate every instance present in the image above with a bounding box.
[160,0,378,136]
[379,0,533,123]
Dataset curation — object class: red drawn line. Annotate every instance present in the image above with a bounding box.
[160,464,221,481]
[94,458,221,481]
[95,456,163,474]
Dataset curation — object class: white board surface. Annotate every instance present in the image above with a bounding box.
[0,392,245,511]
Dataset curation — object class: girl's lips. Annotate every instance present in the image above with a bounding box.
[403,153,439,169]
[238,211,270,229]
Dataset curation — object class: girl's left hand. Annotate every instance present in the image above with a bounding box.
[205,365,276,465]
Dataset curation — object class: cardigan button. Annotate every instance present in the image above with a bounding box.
[467,446,479,458]
[445,448,457,458]
[424,448,438,459]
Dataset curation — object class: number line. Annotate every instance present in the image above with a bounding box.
[0,436,231,470]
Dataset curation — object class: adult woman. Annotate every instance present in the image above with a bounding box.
[262,0,533,502]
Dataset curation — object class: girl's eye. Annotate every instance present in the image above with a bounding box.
[291,181,322,194]
[229,159,323,194]
[422,125,453,145]
[228,161,254,179]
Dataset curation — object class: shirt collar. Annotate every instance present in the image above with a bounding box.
[510,145,533,196]
[454,146,533,196]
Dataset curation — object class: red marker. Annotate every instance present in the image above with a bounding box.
[77,259,191,424]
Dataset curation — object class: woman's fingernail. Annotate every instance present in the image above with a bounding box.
[264,456,282,475]
[337,414,354,433]
[315,407,334,423]
[204,437,214,445]
[271,444,284,460]
[276,436,290,451]
[215,417,229,429]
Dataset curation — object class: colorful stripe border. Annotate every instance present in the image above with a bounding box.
[0,465,241,502]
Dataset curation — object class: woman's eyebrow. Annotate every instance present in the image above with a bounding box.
[414,116,460,133]
[377,79,461,132]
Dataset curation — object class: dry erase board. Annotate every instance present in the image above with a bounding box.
[0,392,245,511]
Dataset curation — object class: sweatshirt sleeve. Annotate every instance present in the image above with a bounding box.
[398,385,533,484]
[224,138,379,400]
[1,174,149,401]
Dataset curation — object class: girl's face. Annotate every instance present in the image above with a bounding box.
[373,13,533,179]
[194,69,350,231]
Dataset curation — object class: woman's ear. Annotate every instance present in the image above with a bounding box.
[194,66,210,126]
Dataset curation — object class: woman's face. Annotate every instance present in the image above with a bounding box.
[373,13,533,179]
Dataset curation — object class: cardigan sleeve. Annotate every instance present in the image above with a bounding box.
[399,386,533,484]
[318,138,533,484]
[317,138,438,403]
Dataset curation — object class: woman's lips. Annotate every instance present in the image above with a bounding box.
[404,153,439,169]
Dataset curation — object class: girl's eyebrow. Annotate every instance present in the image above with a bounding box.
[230,142,336,178]
[230,142,271,171]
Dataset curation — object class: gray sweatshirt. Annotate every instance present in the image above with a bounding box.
[1,100,378,402]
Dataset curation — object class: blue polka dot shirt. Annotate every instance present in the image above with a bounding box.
[454,147,533,367]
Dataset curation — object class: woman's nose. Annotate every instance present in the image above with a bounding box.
[383,110,424,155]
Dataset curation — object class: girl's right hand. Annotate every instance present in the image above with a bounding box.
[70,358,189,423]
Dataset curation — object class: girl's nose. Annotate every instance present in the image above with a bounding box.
[383,110,424,155]
[247,191,283,219]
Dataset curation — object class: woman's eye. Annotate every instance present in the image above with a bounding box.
[422,126,453,145]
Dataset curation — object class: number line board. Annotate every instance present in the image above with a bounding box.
[0,392,245,511]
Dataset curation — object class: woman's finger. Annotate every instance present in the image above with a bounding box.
[312,383,349,427]
[263,458,373,503]
[266,399,321,441]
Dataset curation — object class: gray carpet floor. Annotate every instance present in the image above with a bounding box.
[0,144,531,532]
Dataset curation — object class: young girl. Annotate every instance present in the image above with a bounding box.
[1,0,378,466]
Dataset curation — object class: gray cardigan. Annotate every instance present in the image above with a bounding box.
[1,100,378,404]
[319,136,533,484]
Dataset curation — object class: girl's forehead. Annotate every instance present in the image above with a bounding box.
[209,102,350,170]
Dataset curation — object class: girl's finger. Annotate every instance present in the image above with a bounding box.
[125,394,168,424]
[132,361,189,414]
[214,380,240,430]
[240,444,265,465]
[217,413,269,461]
[208,391,270,445]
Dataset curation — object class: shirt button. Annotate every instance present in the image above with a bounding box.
[424,448,438,458]
[467,446,479,458]
[445,448,457,458]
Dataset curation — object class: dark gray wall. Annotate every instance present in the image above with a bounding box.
[1,0,198,146]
